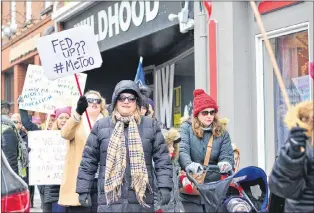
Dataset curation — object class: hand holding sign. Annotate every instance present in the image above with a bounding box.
[37,26,102,80]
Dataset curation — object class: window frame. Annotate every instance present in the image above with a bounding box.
[255,22,311,174]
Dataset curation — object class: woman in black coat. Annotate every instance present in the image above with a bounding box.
[76,80,173,212]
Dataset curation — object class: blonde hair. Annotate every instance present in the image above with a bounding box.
[192,114,225,138]
[112,106,142,124]
[85,90,108,117]
[11,113,21,121]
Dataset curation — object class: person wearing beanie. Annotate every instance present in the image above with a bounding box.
[76,80,173,212]
[178,89,234,212]
[43,106,71,213]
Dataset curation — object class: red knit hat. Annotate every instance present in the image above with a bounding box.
[193,89,218,117]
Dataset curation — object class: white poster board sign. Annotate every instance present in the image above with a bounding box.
[292,75,310,101]
[29,130,67,185]
[19,65,87,113]
[37,26,102,80]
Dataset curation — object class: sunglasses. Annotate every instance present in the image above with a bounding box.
[200,110,216,116]
[12,120,21,124]
[87,98,101,104]
[118,95,137,103]
[173,137,181,144]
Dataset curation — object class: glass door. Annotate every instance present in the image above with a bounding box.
[257,24,311,174]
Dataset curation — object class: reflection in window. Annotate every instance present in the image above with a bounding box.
[173,53,195,127]
[271,31,309,154]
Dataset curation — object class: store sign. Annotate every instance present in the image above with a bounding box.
[9,34,40,62]
[73,1,159,41]
[63,1,181,52]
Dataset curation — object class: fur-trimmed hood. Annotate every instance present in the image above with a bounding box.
[162,128,180,160]
[285,101,313,138]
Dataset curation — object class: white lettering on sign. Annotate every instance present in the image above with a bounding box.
[157,64,175,128]
[73,1,159,42]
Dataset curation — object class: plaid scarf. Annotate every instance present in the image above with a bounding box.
[104,111,152,207]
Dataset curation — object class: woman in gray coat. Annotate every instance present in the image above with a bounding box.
[179,89,234,212]
[76,80,173,212]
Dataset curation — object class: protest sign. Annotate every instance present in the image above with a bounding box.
[19,65,54,113]
[36,25,102,80]
[292,75,310,101]
[28,130,67,185]
[19,64,87,113]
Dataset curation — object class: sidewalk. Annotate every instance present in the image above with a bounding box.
[31,186,42,212]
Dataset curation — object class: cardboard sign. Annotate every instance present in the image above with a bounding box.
[19,64,87,113]
[28,131,67,185]
[37,25,102,80]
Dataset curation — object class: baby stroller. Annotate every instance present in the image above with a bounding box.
[186,165,268,212]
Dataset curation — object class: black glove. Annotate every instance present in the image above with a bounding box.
[76,96,88,115]
[78,193,92,207]
[159,187,171,205]
[287,127,308,159]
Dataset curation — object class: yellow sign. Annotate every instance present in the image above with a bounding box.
[173,86,181,127]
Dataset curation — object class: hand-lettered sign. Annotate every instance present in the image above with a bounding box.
[19,64,87,113]
[36,26,102,80]
[28,130,67,185]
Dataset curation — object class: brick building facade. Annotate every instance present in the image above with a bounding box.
[1,1,63,119]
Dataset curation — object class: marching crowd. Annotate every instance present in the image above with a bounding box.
[1,79,313,213]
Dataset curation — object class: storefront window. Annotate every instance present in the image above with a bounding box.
[173,53,195,127]
[267,30,309,154]
[4,71,14,111]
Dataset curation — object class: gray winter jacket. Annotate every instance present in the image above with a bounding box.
[179,121,234,204]
[76,116,173,212]
[269,141,314,212]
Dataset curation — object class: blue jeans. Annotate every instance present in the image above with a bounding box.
[52,202,66,213]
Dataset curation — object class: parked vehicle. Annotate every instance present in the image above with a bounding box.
[1,150,30,212]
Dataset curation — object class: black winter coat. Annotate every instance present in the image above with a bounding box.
[1,115,19,175]
[269,141,314,212]
[76,116,173,212]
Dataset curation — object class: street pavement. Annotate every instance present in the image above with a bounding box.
[31,186,42,212]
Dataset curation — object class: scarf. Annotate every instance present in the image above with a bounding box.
[104,111,152,207]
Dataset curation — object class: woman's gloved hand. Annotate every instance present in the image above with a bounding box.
[218,161,232,174]
[76,96,88,115]
[159,188,171,205]
[78,193,92,207]
[287,127,308,159]
[185,162,203,175]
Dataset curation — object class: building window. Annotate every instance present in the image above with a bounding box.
[26,1,32,22]
[4,71,14,107]
[269,30,309,155]
[11,1,16,25]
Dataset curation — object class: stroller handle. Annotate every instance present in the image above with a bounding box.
[186,165,220,185]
